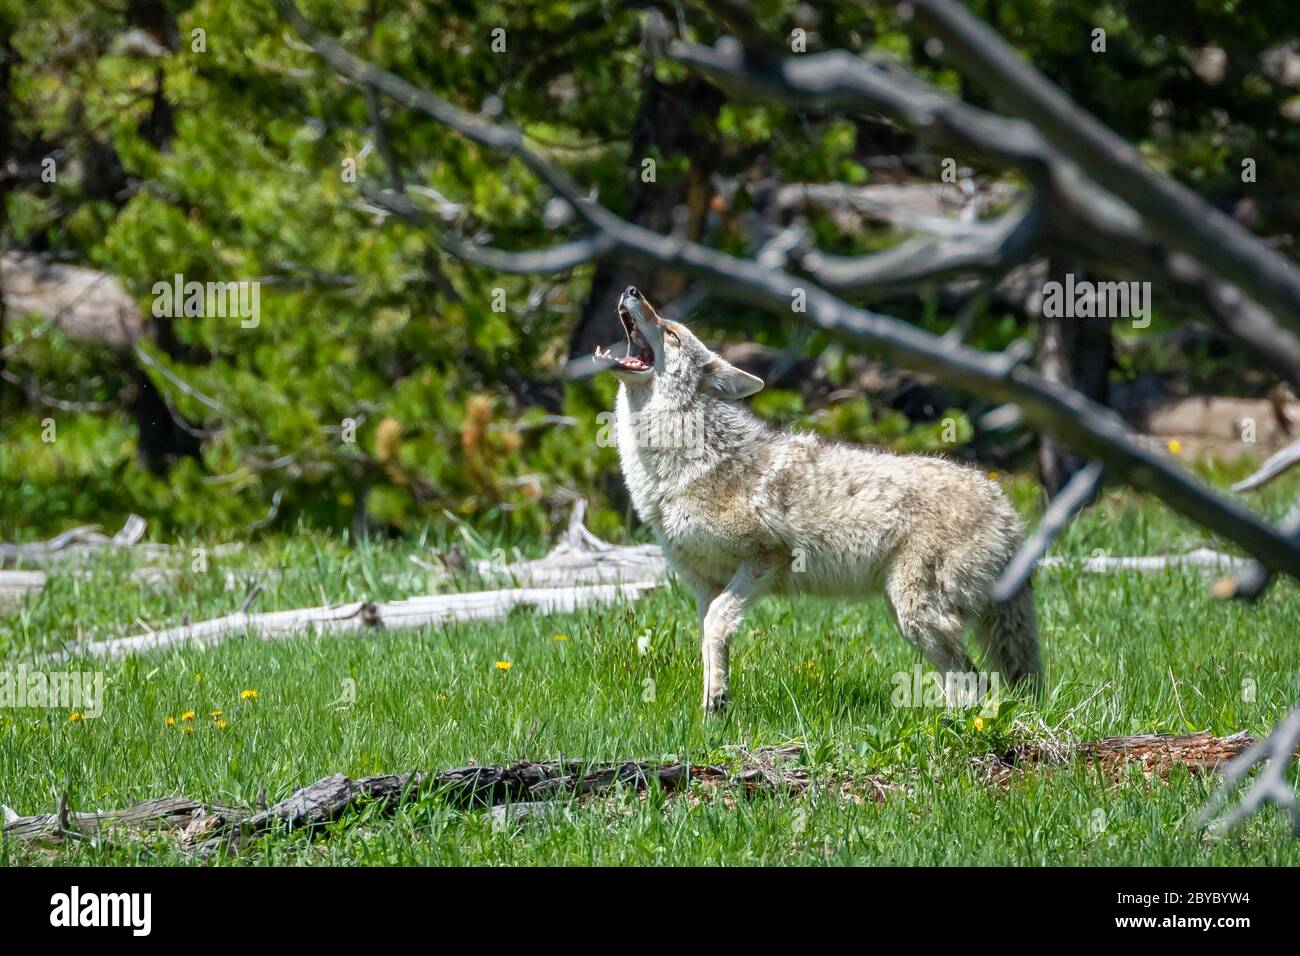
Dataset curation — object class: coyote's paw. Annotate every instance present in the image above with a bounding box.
[703,688,730,712]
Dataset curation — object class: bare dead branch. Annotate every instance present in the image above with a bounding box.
[56,503,657,660]
[58,581,656,661]
[1214,505,1300,601]
[1196,706,1300,837]
[992,460,1103,602]
[361,186,613,273]
[0,514,147,567]
[1232,437,1300,493]
[132,344,227,415]
[1041,548,1249,575]
[905,0,1300,340]
[0,367,119,412]
[803,202,1042,296]
[669,35,1300,390]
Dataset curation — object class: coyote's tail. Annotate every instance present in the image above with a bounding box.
[975,580,1043,692]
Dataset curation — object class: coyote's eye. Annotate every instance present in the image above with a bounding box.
[664,327,680,345]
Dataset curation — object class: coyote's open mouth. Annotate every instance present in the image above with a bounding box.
[595,299,655,372]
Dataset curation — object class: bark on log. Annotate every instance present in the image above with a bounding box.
[3,747,808,853]
[3,796,238,845]
[7,734,1282,853]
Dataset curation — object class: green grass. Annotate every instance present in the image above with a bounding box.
[2,476,1299,865]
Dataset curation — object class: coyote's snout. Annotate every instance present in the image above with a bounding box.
[598,287,1042,710]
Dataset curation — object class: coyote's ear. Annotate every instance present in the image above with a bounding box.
[700,356,764,400]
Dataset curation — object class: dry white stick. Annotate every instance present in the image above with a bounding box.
[0,514,148,566]
[1231,437,1300,492]
[1038,547,1250,574]
[0,570,46,604]
[56,581,658,661]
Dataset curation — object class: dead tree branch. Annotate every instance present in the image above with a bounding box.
[803,202,1043,297]
[906,0,1300,340]
[1196,707,1300,837]
[59,581,655,661]
[0,514,147,566]
[669,28,1300,389]
[992,460,1102,602]
[55,502,660,660]
[1232,437,1300,493]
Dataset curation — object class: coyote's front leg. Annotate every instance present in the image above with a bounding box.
[697,559,777,711]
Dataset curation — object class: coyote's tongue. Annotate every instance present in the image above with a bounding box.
[594,303,653,371]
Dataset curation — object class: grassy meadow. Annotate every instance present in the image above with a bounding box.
[2,470,1299,866]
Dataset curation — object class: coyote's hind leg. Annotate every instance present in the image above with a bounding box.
[885,563,976,702]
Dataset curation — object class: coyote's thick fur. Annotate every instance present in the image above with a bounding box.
[600,287,1042,710]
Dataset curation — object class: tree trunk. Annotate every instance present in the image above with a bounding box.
[1037,259,1112,496]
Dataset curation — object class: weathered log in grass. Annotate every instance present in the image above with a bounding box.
[3,747,808,854]
[10,733,1291,854]
[55,501,663,661]
[57,580,658,661]
[471,500,669,587]
[0,514,148,567]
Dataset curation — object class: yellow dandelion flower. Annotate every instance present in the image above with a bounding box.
[494,660,512,671]
[973,716,986,731]
[181,710,195,721]
[240,689,258,701]
[68,711,83,723]
[1167,439,1182,454]
[209,710,223,719]
[164,716,176,728]
[181,725,194,736]
[194,673,204,683]
[554,634,568,641]
[214,719,228,730]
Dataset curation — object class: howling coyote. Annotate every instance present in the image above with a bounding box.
[597,287,1041,710]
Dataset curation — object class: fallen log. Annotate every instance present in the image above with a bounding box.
[1038,547,1250,574]
[50,500,665,660]
[0,514,148,567]
[1016,730,1257,776]
[976,730,1262,788]
[2,795,237,845]
[0,570,46,605]
[3,746,808,854]
[472,499,668,587]
[8,732,1284,854]
[55,580,658,661]
[1197,709,1300,837]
